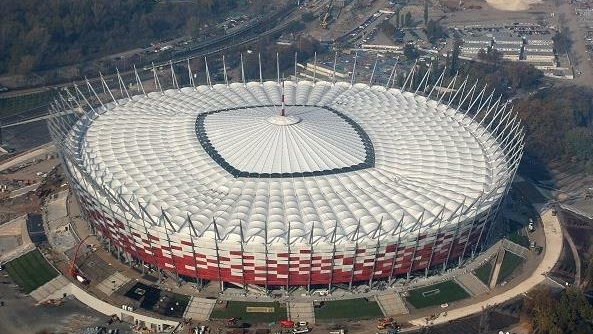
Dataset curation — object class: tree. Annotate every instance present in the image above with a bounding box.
[404,12,413,27]
[301,12,315,22]
[449,39,461,76]
[525,288,593,334]
[380,21,397,38]
[0,0,246,74]
[425,19,446,44]
[403,43,418,60]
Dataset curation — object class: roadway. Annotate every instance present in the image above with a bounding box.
[557,0,593,87]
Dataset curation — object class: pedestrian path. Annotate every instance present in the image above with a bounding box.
[376,292,409,316]
[288,301,315,324]
[96,272,130,296]
[30,275,70,302]
[455,273,489,296]
[183,297,217,321]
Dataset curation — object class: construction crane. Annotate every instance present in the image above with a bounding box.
[320,0,335,29]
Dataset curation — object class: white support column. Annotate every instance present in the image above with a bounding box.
[438,72,457,104]
[264,221,269,293]
[425,207,446,277]
[152,63,163,93]
[348,220,361,291]
[294,52,298,83]
[388,57,400,89]
[276,52,280,84]
[222,55,229,86]
[332,51,338,84]
[369,217,384,287]
[212,219,223,292]
[460,194,486,265]
[446,76,467,108]
[388,214,404,284]
[116,68,131,101]
[286,221,291,290]
[258,53,263,84]
[402,59,417,91]
[443,197,467,271]
[239,220,247,292]
[133,65,147,96]
[328,220,338,291]
[85,78,106,111]
[414,63,432,95]
[407,211,425,280]
[307,221,315,293]
[241,53,246,86]
[313,52,318,83]
[204,56,212,88]
[427,67,446,99]
[186,214,201,287]
[369,54,379,86]
[350,51,358,86]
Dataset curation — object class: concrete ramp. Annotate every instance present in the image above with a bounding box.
[455,273,490,296]
[288,301,315,324]
[376,292,409,316]
[183,297,217,321]
[96,272,130,296]
[503,239,529,259]
[490,247,507,289]
[30,275,71,302]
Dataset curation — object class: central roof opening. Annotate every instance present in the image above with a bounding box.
[195,105,375,178]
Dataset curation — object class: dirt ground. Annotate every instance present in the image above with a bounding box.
[485,0,543,11]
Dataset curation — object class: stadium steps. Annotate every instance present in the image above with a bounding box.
[183,296,217,321]
[375,292,409,316]
[29,275,71,302]
[454,273,490,296]
[287,301,315,324]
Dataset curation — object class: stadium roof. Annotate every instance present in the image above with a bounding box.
[77,80,510,245]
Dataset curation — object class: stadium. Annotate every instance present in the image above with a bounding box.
[48,61,524,290]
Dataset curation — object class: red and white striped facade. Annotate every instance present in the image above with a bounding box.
[73,182,491,286]
[48,63,523,288]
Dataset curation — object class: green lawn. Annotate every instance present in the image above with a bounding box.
[210,301,287,323]
[5,249,59,293]
[474,261,493,286]
[406,280,470,309]
[497,251,524,284]
[314,298,383,321]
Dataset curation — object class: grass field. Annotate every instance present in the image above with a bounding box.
[506,219,530,248]
[474,260,493,286]
[497,251,524,284]
[5,249,59,293]
[315,298,383,321]
[210,301,287,323]
[406,280,470,309]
